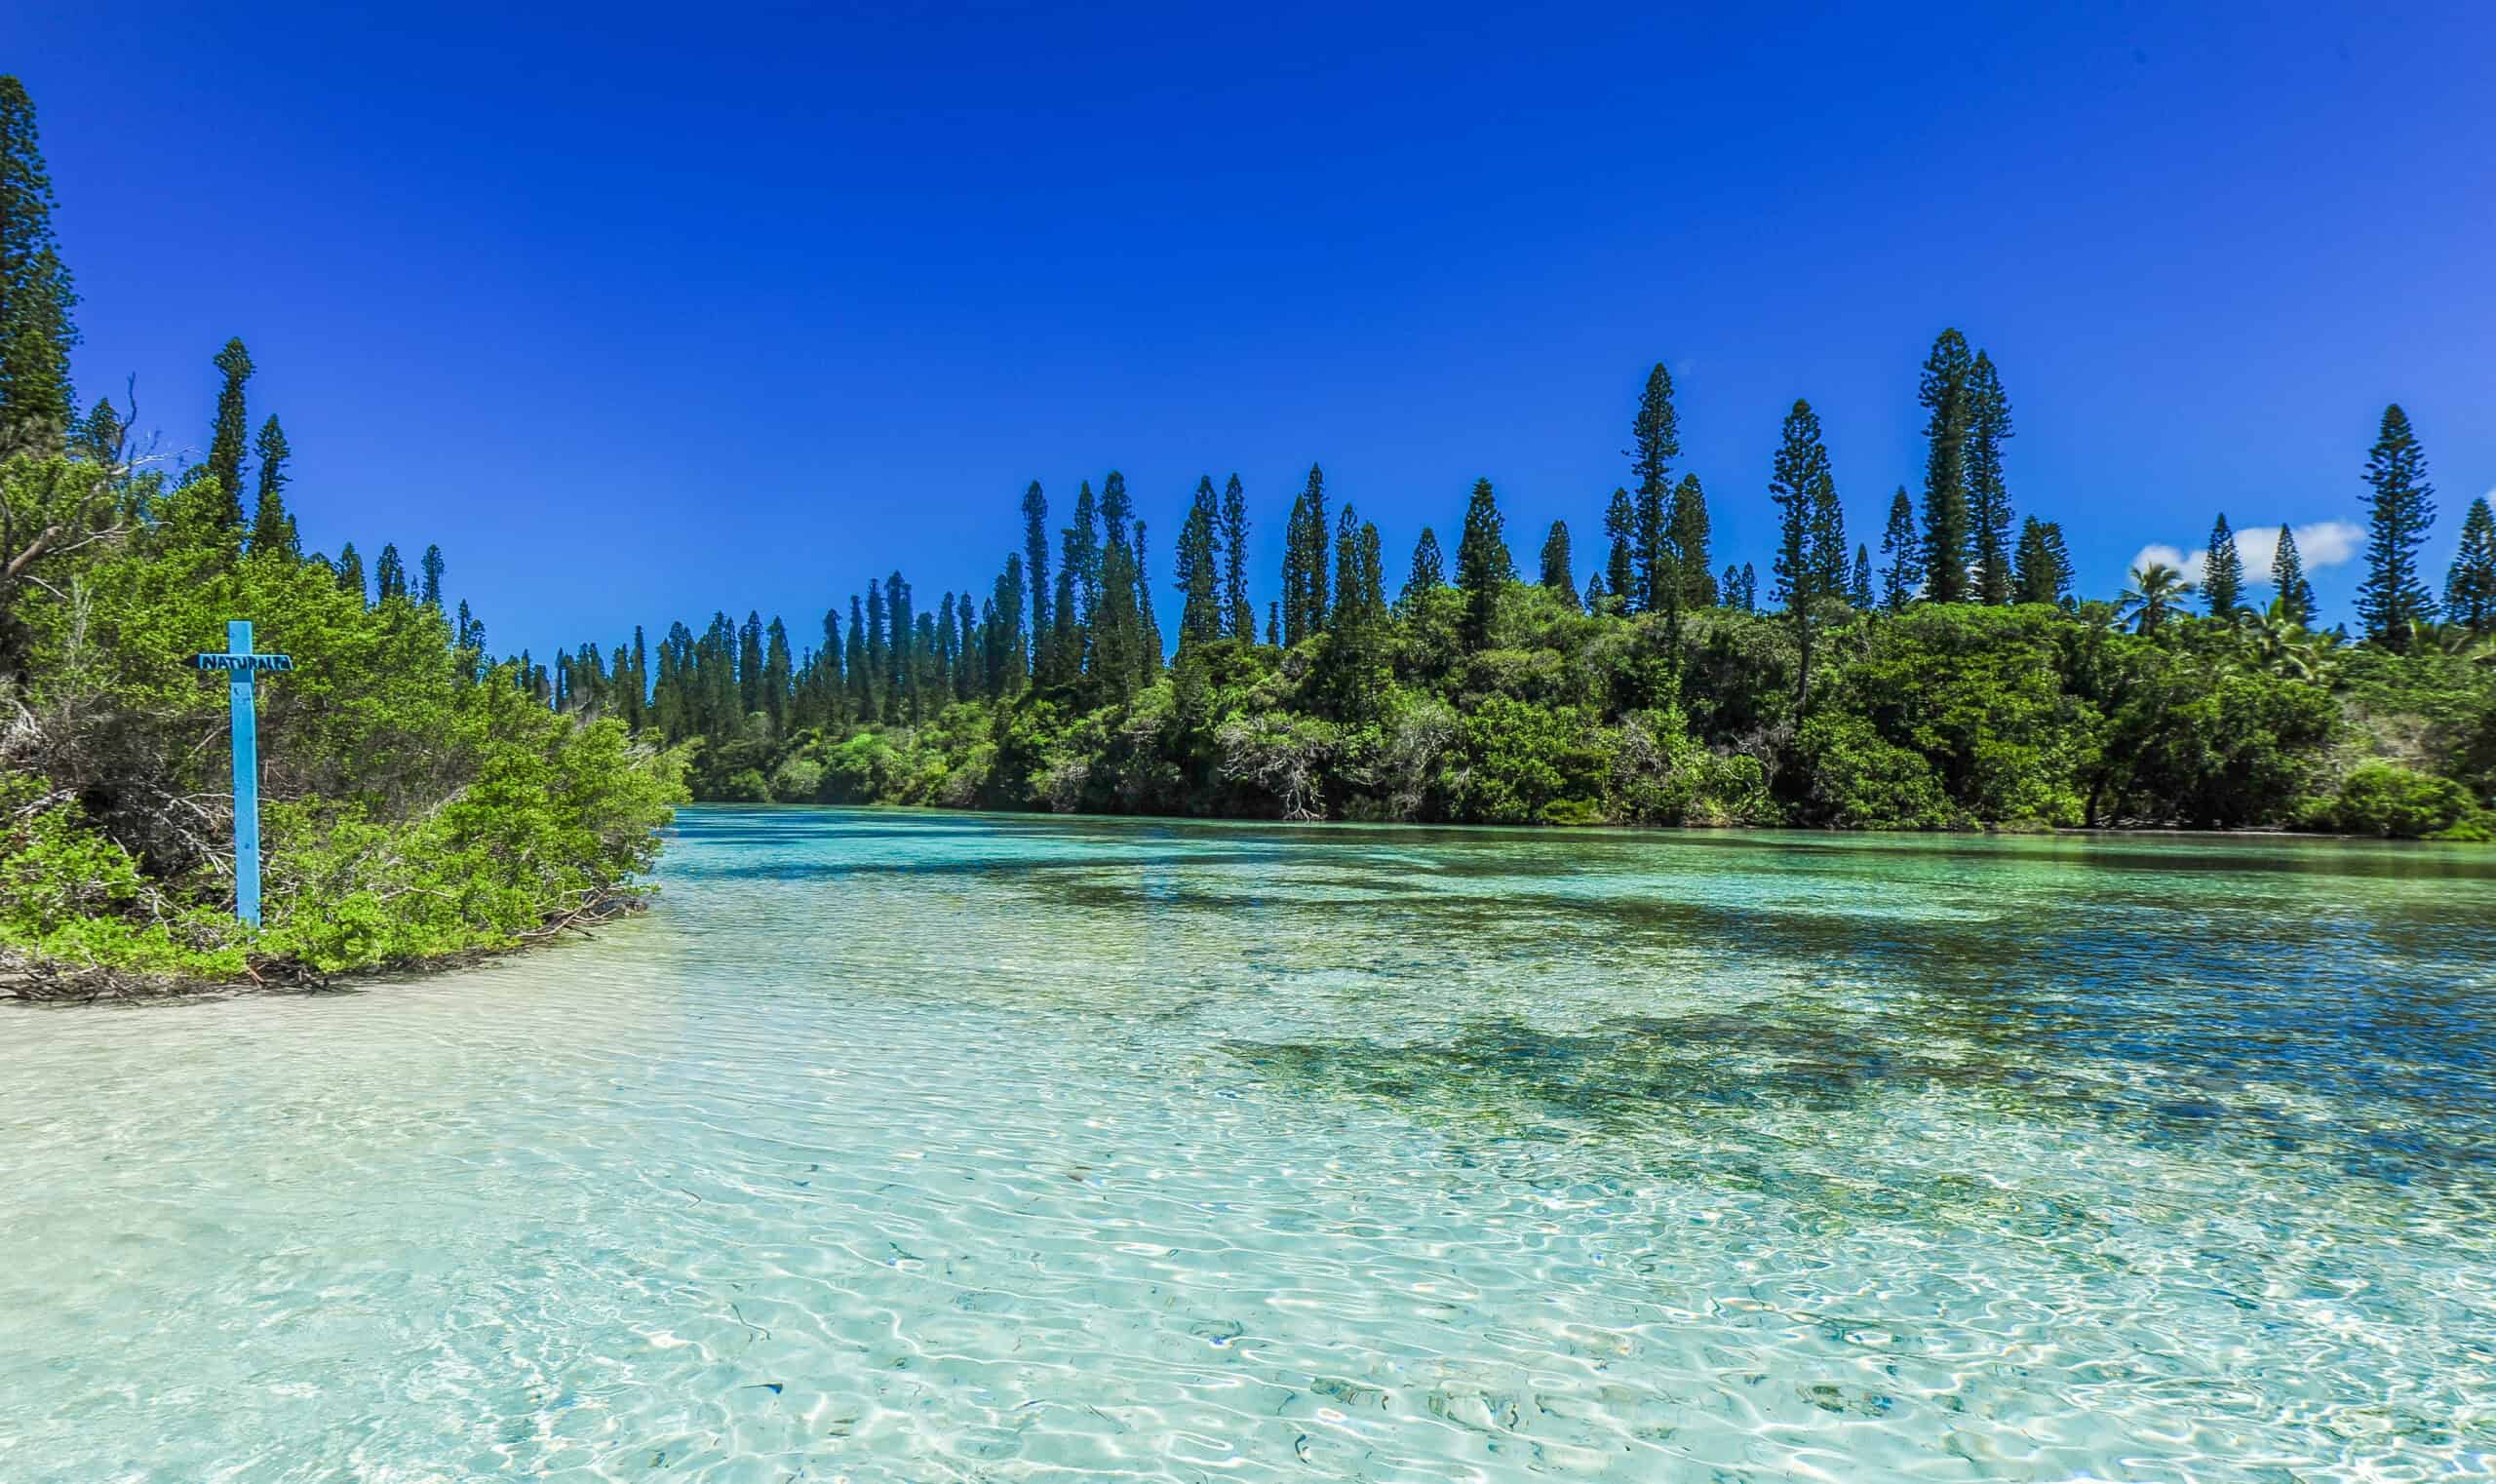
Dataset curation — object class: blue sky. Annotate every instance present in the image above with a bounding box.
[7,2,2491,657]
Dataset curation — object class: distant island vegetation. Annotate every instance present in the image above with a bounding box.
[2,75,2491,994]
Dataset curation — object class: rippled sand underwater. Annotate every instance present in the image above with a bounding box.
[6,806,2493,1482]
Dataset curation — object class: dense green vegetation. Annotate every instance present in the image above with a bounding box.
[564,359,2494,840]
[0,79,683,993]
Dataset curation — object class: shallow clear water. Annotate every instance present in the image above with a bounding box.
[6,808,2495,1482]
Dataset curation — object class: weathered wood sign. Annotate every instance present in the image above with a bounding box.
[192,621,292,927]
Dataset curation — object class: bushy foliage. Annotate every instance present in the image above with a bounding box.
[698,578,2492,845]
[1,456,683,992]
[2314,762,2488,840]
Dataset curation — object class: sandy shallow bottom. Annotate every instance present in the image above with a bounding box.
[5,807,2492,1482]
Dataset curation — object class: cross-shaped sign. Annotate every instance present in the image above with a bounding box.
[193,620,292,927]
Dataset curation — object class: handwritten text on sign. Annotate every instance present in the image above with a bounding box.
[194,652,294,672]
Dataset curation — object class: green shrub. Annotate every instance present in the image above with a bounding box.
[2320,762,2483,839]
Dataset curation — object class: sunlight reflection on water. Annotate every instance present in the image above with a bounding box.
[5,807,2492,1481]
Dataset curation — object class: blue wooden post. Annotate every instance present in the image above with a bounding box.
[193,621,292,928]
[227,620,261,927]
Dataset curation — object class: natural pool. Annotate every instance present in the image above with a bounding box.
[5,807,2492,1481]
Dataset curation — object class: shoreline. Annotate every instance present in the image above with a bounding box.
[16,806,2486,1006]
[681,796,2484,845]
[0,894,651,1007]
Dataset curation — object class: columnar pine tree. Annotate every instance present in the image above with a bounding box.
[1803,463,1845,602]
[846,595,874,718]
[1629,364,1679,613]
[336,542,366,604]
[374,542,408,601]
[76,395,121,466]
[2012,517,2061,605]
[1281,486,1311,642]
[1671,474,1717,607]
[1093,538,1140,702]
[1295,464,1331,643]
[763,616,793,733]
[1770,400,1829,615]
[206,337,254,529]
[884,572,914,720]
[923,598,948,708]
[1403,526,1445,605]
[2273,526,2315,625]
[1066,481,1100,628]
[738,611,764,718]
[1770,400,1837,701]
[1879,486,1921,610]
[1582,569,1606,611]
[863,580,888,713]
[1134,520,1162,677]
[1539,520,1574,594]
[1738,563,1758,610]
[2445,496,2496,636]
[1721,564,1742,606]
[0,77,79,448]
[1221,474,1254,640]
[1021,481,1051,674]
[249,413,295,557]
[1331,504,1365,623]
[1850,545,1875,608]
[956,593,979,700]
[1099,471,1131,553]
[2356,404,2437,648]
[2203,514,2244,616]
[1917,330,1974,603]
[418,544,446,607]
[990,554,1027,695]
[1454,479,1512,651]
[1602,488,1636,611]
[1965,351,2014,603]
[1048,568,1077,682]
[1176,476,1222,648]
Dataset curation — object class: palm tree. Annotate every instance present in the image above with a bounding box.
[2246,598,2340,682]
[2117,563,2195,634]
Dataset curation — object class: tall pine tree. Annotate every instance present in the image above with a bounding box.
[1404,527,1445,605]
[1021,481,1051,675]
[250,413,296,558]
[1176,476,1222,648]
[1629,364,1679,613]
[1917,330,1974,603]
[1221,473,1254,640]
[1539,520,1574,595]
[1602,488,1636,612]
[1770,400,1837,701]
[2203,514,2244,616]
[2444,496,2496,637]
[1454,479,1512,651]
[374,542,408,601]
[2356,404,2437,648]
[1965,350,2014,604]
[206,337,254,530]
[1879,486,1921,610]
[2274,526,2315,625]
[1671,474,1716,607]
[2012,517,2062,605]
[0,77,79,449]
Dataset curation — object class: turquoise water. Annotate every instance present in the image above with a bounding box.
[5,807,2494,1482]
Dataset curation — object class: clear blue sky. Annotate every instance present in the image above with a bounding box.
[8,2,2491,656]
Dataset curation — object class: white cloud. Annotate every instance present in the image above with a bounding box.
[2127,520,2362,586]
